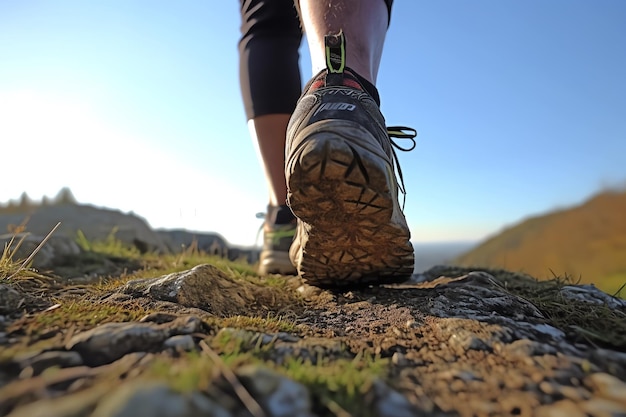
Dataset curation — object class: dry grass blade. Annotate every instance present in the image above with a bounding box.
[323,397,354,417]
[6,222,61,280]
[199,340,267,417]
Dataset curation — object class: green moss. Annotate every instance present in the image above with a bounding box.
[219,314,298,334]
[75,228,141,259]
[276,353,389,415]
[31,298,149,330]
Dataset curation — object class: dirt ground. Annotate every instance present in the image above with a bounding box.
[1,257,625,417]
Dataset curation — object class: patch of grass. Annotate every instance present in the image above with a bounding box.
[29,297,150,331]
[147,351,219,393]
[144,339,390,416]
[219,313,299,334]
[277,353,389,415]
[75,228,141,259]
[0,231,55,283]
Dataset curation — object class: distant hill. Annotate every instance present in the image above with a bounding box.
[454,190,626,295]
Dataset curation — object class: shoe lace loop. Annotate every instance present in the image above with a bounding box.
[387,126,417,209]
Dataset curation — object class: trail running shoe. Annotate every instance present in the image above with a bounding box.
[257,204,297,276]
[285,31,416,287]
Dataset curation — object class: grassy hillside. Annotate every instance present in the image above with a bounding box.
[454,190,626,296]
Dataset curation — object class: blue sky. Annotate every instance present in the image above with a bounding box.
[1,1,625,247]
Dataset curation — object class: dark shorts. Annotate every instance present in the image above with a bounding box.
[238,0,393,119]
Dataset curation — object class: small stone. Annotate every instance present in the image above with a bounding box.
[0,284,26,314]
[558,385,590,402]
[296,284,323,298]
[163,335,196,352]
[66,316,203,366]
[581,398,626,415]
[370,379,419,417]
[539,381,556,395]
[139,312,179,324]
[535,399,586,417]
[585,373,626,405]
[391,352,408,366]
[237,366,314,417]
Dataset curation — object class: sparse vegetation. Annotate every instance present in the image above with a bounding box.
[0,226,58,283]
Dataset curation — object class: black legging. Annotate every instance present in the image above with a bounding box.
[238,0,393,120]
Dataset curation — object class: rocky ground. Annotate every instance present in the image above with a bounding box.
[1,249,626,417]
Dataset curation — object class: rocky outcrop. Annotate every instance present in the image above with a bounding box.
[0,203,169,254]
[156,229,229,256]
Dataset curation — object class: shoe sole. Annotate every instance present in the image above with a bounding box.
[286,121,414,287]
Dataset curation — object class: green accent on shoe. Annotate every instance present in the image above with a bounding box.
[325,31,346,74]
[267,227,296,246]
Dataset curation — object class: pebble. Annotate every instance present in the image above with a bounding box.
[163,335,196,352]
[392,352,409,366]
[586,373,626,406]
[236,366,314,417]
[371,379,419,417]
[581,398,626,416]
[535,399,587,417]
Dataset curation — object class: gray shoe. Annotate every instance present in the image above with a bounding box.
[257,205,297,276]
[285,32,416,287]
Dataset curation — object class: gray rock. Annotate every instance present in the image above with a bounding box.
[90,381,231,417]
[0,284,25,314]
[237,366,314,417]
[66,316,202,366]
[120,264,253,313]
[560,285,626,309]
[163,335,196,352]
[585,373,626,406]
[0,234,81,269]
[370,379,422,417]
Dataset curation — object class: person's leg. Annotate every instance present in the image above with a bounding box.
[238,0,302,275]
[239,0,302,207]
[246,115,291,207]
[299,0,389,84]
[285,0,416,286]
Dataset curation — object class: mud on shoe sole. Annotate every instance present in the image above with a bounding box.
[286,123,414,286]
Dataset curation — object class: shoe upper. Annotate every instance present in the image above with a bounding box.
[286,71,394,171]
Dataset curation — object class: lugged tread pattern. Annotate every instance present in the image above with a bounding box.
[287,124,414,287]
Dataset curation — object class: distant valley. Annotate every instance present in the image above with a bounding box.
[412,241,477,274]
